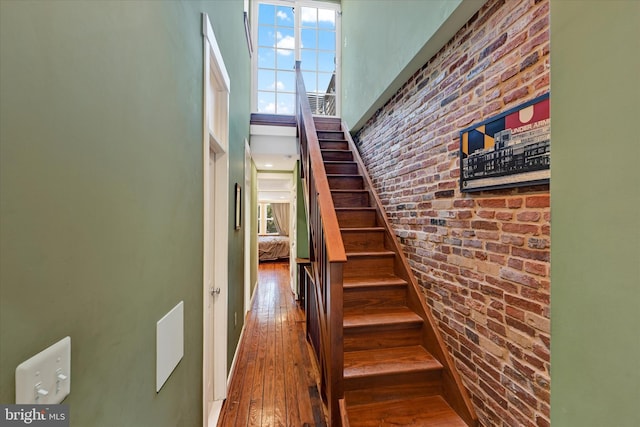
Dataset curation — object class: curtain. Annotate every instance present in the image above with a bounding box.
[271,203,290,236]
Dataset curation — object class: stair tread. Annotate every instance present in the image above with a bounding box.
[336,207,376,211]
[341,227,384,232]
[344,345,442,379]
[327,174,361,177]
[344,307,422,329]
[346,395,467,427]
[343,275,407,288]
[347,250,395,257]
[331,189,368,193]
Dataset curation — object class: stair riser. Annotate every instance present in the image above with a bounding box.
[344,326,422,352]
[317,130,345,140]
[325,162,358,175]
[328,176,364,190]
[343,286,407,310]
[313,119,342,131]
[337,210,377,228]
[332,192,369,208]
[344,371,444,406]
[322,150,353,161]
[342,230,385,251]
[320,140,349,150]
[344,255,394,277]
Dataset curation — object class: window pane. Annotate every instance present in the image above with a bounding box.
[258,69,276,91]
[277,93,295,115]
[318,9,336,30]
[300,7,317,27]
[317,51,335,72]
[258,47,275,68]
[277,71,295,92]
[318,30,336,51]
[258,25,275,47]
[266,219,277,234]
[275,27,295,50]
[258,3,275,25]
[318,72,333,93]
[257,91,276,113]
[302,71,317,92]
[301,29,316,50]
[276,6,294,27]
[266,204,273,217]
[300,50,317,71]
[276,49,295,70]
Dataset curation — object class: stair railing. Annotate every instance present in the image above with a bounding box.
[295,61,346,426]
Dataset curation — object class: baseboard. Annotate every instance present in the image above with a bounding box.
[227,320,247,390]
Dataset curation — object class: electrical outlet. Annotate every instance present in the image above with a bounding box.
[15,337,71,404]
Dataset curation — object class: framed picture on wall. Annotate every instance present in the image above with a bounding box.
[235,183,242,230]
[460,93,550,192]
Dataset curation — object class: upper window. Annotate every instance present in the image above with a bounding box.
[253,1,340,116]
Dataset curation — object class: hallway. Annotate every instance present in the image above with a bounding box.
[218,261,328,426]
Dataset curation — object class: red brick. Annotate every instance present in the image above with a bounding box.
[526,195,550,208]
[512,247,549,262]
[507,198,523,208]
[524,261,547,276]
[517,211,541,222]
[505,294,543,314]
[506,305,525,321]
[508,258,524,270]
[500,267,540,288]
[478,210,496,219]
[472,220,499,230]
[506,316,536,336]
[502,223,540,235]
[478,198,507,208]
[496,211,514,221]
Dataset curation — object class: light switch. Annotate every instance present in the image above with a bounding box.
[15,336,71,404]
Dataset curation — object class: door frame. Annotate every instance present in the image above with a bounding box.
[244,140,253,315]
[202,13,230,427]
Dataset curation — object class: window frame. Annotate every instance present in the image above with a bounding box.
[251,0,341,116]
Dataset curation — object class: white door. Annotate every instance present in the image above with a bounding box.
[204,153,217,418]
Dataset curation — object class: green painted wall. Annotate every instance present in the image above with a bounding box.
[0,1,249,425]
[296,162,310,259]
[340,0,481,130]
[550,2,640,426]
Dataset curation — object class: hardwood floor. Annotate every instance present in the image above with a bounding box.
[218,261,328,427]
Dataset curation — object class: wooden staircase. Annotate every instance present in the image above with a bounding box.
[312,116,478,427]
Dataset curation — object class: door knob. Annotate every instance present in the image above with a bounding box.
[210,287,221,296]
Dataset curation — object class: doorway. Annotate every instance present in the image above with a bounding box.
[202,13,230,427]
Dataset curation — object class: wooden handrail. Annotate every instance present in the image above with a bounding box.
[296,61,346,426]
[296,63,346,263]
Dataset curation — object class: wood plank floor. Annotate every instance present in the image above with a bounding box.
[218,261,328,427]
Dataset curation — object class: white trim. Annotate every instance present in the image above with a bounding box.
[244,140,253,315]
[202,13,230,427]
[227,321,247,390]
[203,15,230,92]
[250,124,297,137]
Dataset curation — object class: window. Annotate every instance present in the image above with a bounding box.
[258,203,278,235]
[253,0,340,116]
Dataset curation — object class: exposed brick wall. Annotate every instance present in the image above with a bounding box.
[353,0,550,426]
